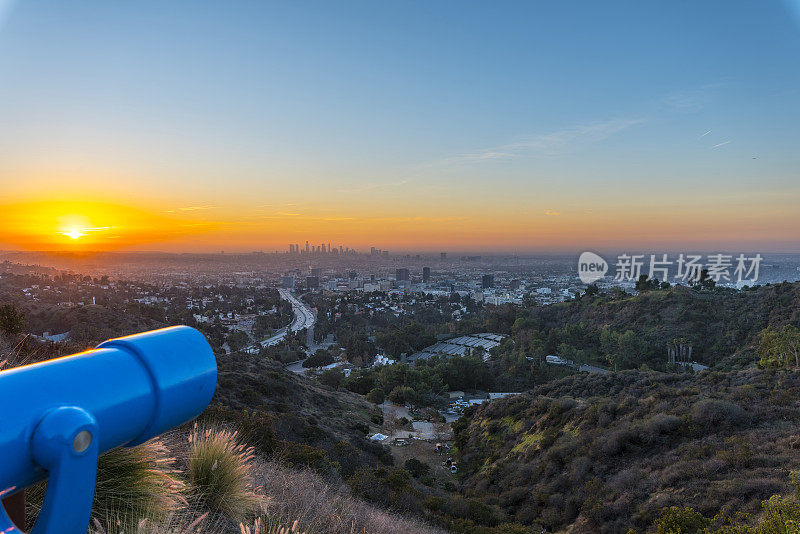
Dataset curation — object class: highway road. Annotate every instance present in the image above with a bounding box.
[246,288,316,351]
[279,288,315,334]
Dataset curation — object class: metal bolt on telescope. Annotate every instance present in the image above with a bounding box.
[0,326,218,534]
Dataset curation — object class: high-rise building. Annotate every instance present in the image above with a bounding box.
[482,274,494,289]
[422,266,431,283]
[440,252,447,260]
[305,241,310,253]
[306,276,319,290]
[396,268,410,281]
[310,268,322,277]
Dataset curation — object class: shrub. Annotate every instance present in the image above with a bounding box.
[404,458,430,478]
[643,413,682,439]
[186,425,259,520]
[654,506,709,533]
[370,411,384,425]
[319,368,345,388]
[691,399,747,428]
[366,387,386,404]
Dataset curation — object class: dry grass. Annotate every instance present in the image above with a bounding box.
[89,512,207,534]
[26,439,185,532]
[186,425,260,521]
[239,518,304,534]
[0,334,30,370]
[25,423,438,534]
[254,460,443,534]
[95,440,186,521]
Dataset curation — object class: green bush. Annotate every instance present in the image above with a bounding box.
[404,458,430,478]
[366,387,386,404]
[654,506,709,533]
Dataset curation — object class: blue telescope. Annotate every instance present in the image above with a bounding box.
[0,326,217,534]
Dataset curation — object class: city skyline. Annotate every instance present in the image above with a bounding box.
[1,1,799,253]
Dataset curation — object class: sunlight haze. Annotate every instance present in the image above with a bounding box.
[0,1,798,253]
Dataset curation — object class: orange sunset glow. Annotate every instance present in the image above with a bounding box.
[0,1,797,255]
[1,196,797,253]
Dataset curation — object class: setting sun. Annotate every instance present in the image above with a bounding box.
[0,200,206,251]
[62,229,85,240]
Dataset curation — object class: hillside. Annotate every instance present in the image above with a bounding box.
[529,283,800,367]
[480,283,800,393]
[453,367,800,533]
[203,348,392,478]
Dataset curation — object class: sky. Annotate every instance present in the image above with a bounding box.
[0,0,799,253]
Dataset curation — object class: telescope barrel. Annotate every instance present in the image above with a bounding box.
[0,326,217,502]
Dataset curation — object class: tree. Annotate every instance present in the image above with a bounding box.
[0,304,25,338]
[635,275,662,292]
[343,332,375,367]
[225,330,250,352]
[387,385,417,406]
[584,283,600,297]
[758,324,800,368]
[302,348,335,368]
[690,269,716,290]
[366,387,385,404]
[319,368,345,388]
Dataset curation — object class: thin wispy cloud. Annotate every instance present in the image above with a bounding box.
[59,226,112,235]
[544,210,561,216]
[164,205,218,213]
[712,141,731,149]
[443,117,644,164]
[178,205,216,212]
[700,130,712,137]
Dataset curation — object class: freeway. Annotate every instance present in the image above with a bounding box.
[246,288,315,351]
[279,288,315,334]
